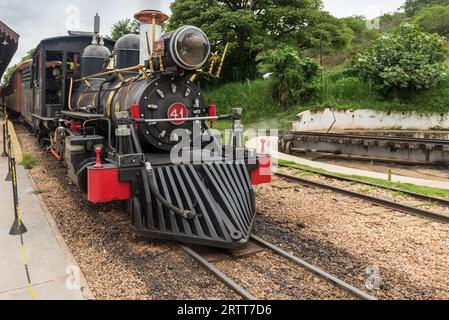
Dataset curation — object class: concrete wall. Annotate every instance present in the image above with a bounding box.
[292,108,449,131]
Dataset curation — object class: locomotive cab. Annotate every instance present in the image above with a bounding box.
[26,35,115,144]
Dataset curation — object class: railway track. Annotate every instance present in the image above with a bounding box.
[278,163,449,207]
[275,166,449,224]
[181,236,377,301]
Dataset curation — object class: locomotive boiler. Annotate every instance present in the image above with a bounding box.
[2,10,272,248]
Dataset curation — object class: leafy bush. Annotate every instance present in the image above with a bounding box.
[259,46,322,109]
[352,24,449,97]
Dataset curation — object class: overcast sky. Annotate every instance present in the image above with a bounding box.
[1,0,405,70]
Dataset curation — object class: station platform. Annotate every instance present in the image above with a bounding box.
[0,120,88,300]
[248,136,449,190]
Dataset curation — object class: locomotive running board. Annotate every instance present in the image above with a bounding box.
[127,161,257,249]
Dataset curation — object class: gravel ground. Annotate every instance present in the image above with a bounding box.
[254,174,449,300]
[15,124,239,300]
[14,123,449,300]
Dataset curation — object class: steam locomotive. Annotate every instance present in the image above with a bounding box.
[0,10,272,248]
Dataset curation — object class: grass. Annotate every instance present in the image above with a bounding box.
[21,153,37,170]
[204,79,291,129]
[277,159,449,199]
[33,188,49,195]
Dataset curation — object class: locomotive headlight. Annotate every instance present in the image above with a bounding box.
[169,26,210,70]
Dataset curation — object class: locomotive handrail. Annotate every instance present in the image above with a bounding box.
[74,64,147,82]
[133,115,232,124]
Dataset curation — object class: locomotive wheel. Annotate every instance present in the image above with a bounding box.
[284,141,292,154]
[37,135,48,149]
[76,157,96,194]
[126,198,134,218]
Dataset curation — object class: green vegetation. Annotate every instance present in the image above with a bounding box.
[110,19,140,41]
[205,69,449,129]
[33,188,49,195]
[21,153,38,170]
[403,0,449,16]
[258,46,322,110]
[191,0,449,123]
[414,4,449,36]
[204,79,309,129]
[352,24,449,96]
[277,159,449,198]
[168,0,352,82]
[1,49,35,85]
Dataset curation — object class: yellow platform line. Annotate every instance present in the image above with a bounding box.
[7,121,23,163]
[20,238,37,300]
[4,117,36,299]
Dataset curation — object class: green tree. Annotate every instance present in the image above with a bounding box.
[341,16,367,36]
[415,5,449,36]
[379,12,409,32]
[403,0,449,16]
[352,24,449,96]
[341,16,379,51]
[1,49,35,85]
[110,19,140,41]
[311,12,355,53]
[259,46,322,109]
[168,0,349,82]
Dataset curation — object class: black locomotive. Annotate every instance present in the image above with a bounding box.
[1,10,272,248]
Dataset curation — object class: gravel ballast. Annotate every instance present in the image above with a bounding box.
[255,172,449,300]
[15,125,239,300]
[14,124,449,300]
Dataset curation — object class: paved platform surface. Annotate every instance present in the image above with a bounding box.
[0,120,86,300]
[248,136,449,190]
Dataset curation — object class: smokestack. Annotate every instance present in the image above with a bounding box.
[134,10,169,65]
[94,13,100,35]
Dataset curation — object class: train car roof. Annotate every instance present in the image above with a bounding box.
[34,34,115,52]
[16,59,32,70]
[0,20,19,80]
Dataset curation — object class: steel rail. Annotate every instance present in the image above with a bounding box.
[250,235,377,301]
[275,172,449,224]
[180,245,256,300]
[278,163,449,207]
[281,131,449,145]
